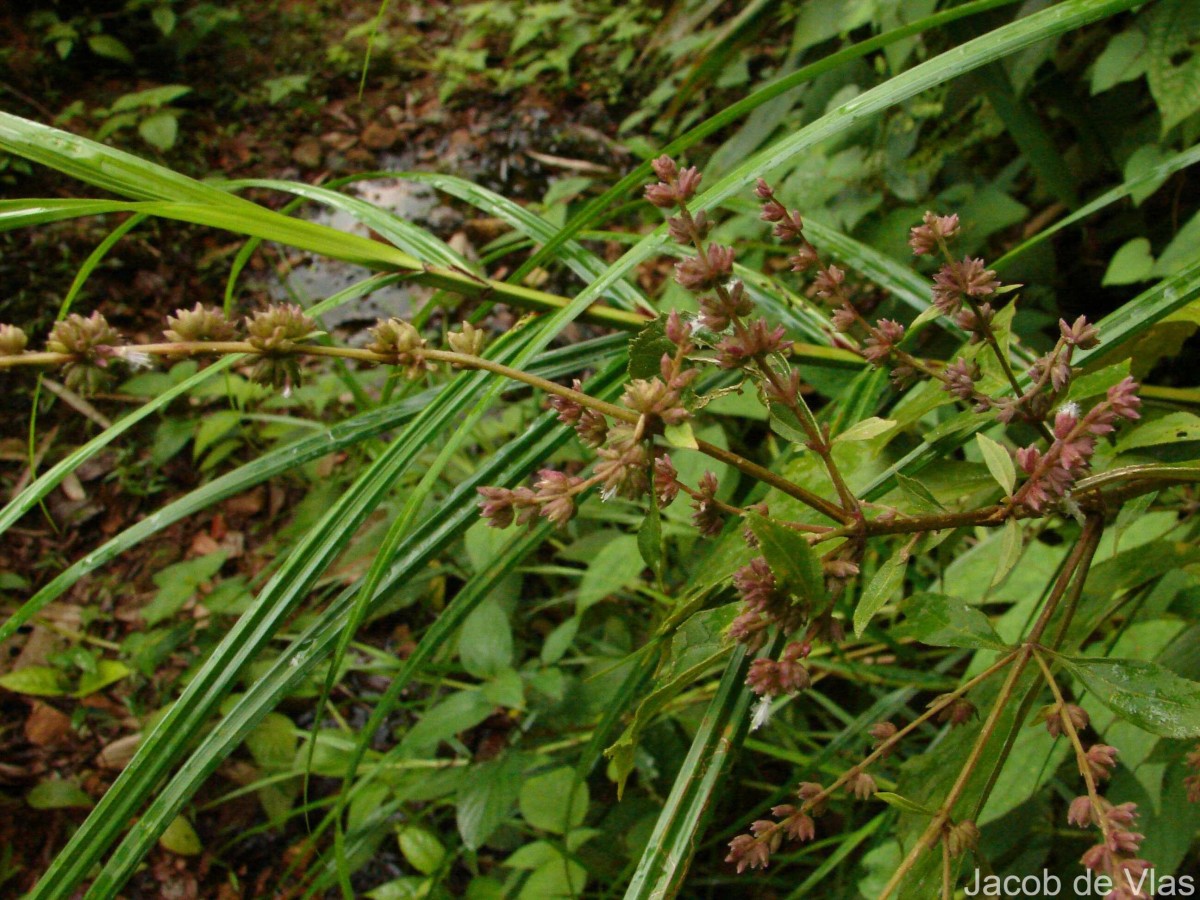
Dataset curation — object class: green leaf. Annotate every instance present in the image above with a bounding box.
[518,857,588,899]
[1058,655,1200,738]
[637,499,663,583]
[1146,0,1200,133]
[992,517,1024,588]
[1103,238,1155,286]
[397,826,446,876]
[138,111,179,152]
[74,660,132,697]
[141,553,227,625]
[1091,27,1147,94]
[1066,361,1131,403]
[663,421,698,449]
[853,549,908,637]
[151,7,176,36]
[400,691,494,758]
[519,767,588,834]
[457,751,528,851]
[482,668,525,710]
[28,779,93,810]
[894,473,946,513]
[540,617,579,666]
[244,712,296,771]
[110,86,192,112]
[895,592,1008,650]
[873,792,937,816]
[0,666,68,697]
[750,514,826,604]
[975,433,1015,496]
[576,534,642,612]
[1117,412,1200,452]
[87,34,134,63]
[193,410,242,460]
[158,816,201,856]
[459,600,513,678]
[627,316,674,380]
[834,416,896,443]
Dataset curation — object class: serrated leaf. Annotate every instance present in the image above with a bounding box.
[750,515,825,604]
[853,549,908,637]
[1058,655,1200,738]
[975,433,1015,496]
[627,315,674,380]
[894,473,946,514]
[895,592,1007,650]
[873,792,937,816]
[992,518,1023,588]
[834,416,896,443]
[663,420,698,449]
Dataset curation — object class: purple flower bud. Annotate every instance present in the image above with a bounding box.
[651,155,678,183]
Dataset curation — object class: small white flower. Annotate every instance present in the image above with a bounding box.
[601,485,617,502]
[121,349,154,370]
[750,695,773,731]
[1061,491,1085,525]
[282,383,293,399]
[1059,401,1080,419]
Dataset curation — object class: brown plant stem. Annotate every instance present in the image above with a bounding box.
[877,513,1104,899]
[1031,648,1112,845]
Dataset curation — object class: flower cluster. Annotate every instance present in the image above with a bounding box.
[1012,377,1141,513]
[725,781,826,873]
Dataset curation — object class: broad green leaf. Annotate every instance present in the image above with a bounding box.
[975,433,1015,496]
[138,111,179,151]
[835,416,896,443]
[1103,237,1155,286]
[627,315,674,380]
[1066,360,1131,403]
[111,86,191,112]
[895,592,1007,651]
[158,816,201,856]
[74,660,132,698]
[457,751,529,851]
[750,514,826,604]
[87,34,134,63]
[459,599,513,678]
[663,421,698,449]
[1117,412,1200,451]
[399,691,494,758]
[1057,656,1200,738]
[28,779,93,810]
[519,768,588,834]
[541,617,579,666]
[854,549,908,637]
[397,826,446,876]
[576,534,642,612]
[244,712,296,771]
[0,666,68,697]
[141,553,227,625]
[1146,0,1200,133]
[1092,27,1147,94]
[518,857,588,900]
[482,668,525,710]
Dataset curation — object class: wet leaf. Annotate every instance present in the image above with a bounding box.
[1057,655,1200,738]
